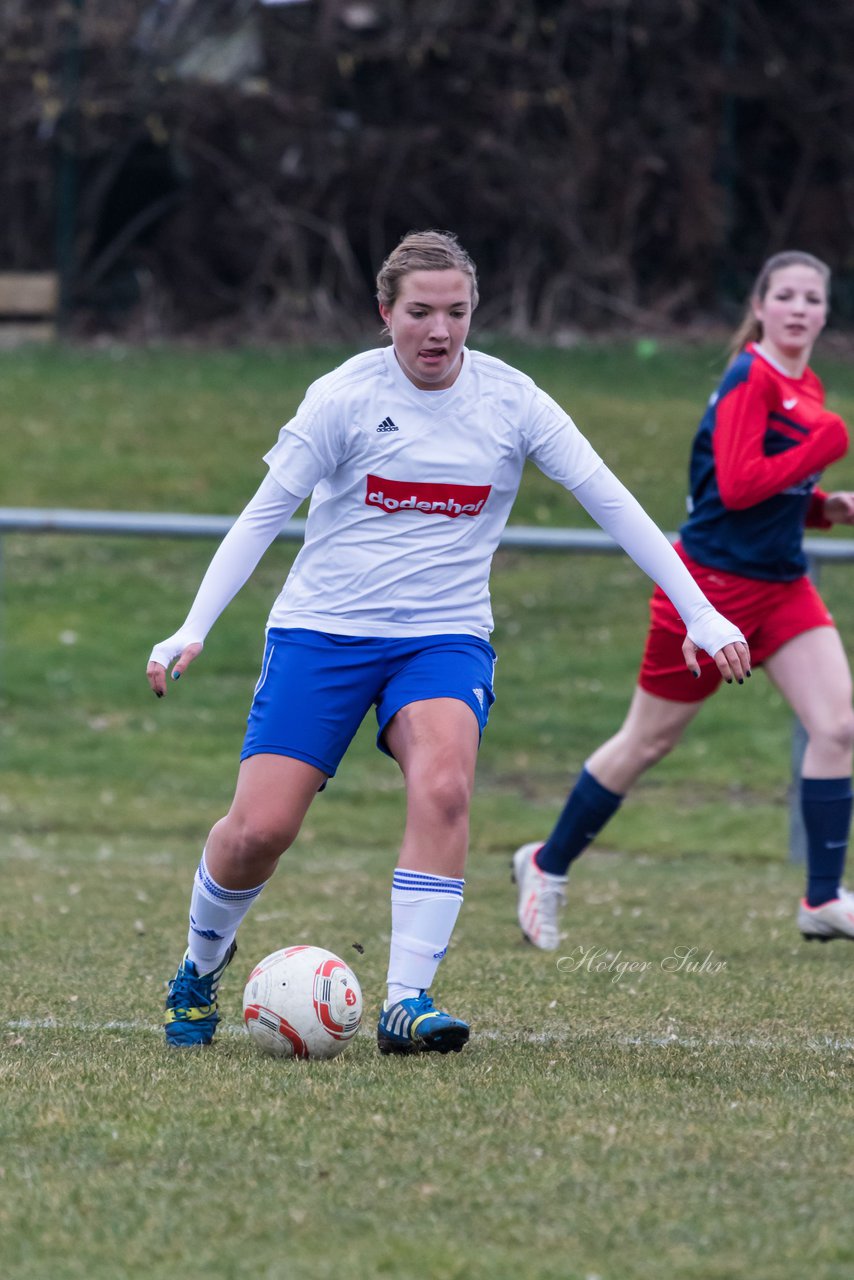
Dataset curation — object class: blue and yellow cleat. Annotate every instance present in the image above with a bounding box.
[377,992,469,1055]
[164,941,237,1047]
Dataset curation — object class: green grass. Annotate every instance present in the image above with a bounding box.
[2,342,854,1279]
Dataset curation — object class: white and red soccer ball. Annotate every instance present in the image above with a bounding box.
[242,945,362,1060]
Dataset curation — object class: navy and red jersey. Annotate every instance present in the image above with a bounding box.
[680,343,848,580]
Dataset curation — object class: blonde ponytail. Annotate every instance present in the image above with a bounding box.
[727,250,830,365]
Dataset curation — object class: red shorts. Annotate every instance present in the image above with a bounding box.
[638,544,835,703]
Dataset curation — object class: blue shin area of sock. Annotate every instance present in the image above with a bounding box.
[536,766,624,877]
[802,776,853,907]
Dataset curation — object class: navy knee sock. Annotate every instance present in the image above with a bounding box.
[536,766,624,877]
[802,776,852,907]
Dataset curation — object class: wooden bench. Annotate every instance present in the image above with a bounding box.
[0,272,59,345]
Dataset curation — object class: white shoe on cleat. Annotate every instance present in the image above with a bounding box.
[797,888,854,942]
[512,842,567,951]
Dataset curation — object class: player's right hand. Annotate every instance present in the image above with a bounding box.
[146,632,204,698]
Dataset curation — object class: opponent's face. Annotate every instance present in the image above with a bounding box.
[754,264,827,366]
[380,269,473,390]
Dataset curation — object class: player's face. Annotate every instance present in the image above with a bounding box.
[380,269,473,390]
[754,264,827,367]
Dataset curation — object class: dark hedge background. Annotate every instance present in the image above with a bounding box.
[6,0,854,339]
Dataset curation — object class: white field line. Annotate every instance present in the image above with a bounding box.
[4,1018,853,1052]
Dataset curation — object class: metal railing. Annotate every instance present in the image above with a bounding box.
[3,505,853,862]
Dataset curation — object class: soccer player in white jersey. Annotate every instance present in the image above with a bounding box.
[147,229,750,1054]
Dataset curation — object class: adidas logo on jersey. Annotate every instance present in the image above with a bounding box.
[376,417,398,432]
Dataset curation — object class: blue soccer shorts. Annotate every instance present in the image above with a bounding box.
[240,628,497,777]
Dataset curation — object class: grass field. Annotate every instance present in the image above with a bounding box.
[2,341,854,1279]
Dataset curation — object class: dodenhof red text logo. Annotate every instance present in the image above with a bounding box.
[365,474,492,519]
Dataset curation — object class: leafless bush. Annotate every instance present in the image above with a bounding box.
[4,0,854,339]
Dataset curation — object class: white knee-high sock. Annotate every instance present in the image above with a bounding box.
[386,869,464,1003]
[186,850,267,975]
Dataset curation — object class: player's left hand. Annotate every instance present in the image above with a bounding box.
[823,491,854,525]
[682,635,751,684]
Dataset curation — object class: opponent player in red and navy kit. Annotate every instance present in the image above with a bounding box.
[514,251,854,949]
[146,230,749,1053]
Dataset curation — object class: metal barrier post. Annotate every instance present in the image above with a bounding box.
[788,551,820,865]
[788,718,808,865]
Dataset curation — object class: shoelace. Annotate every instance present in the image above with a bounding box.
[410,993,442,1018]
[169,966,217,1006]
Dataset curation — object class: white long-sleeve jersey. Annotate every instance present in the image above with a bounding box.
[261,345,603,636]
[149,345,744,669]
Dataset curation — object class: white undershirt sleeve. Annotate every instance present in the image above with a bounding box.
[570,463,746,657]
[148,473,303,669]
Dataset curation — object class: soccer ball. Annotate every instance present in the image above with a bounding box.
[242,945,363,1060]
